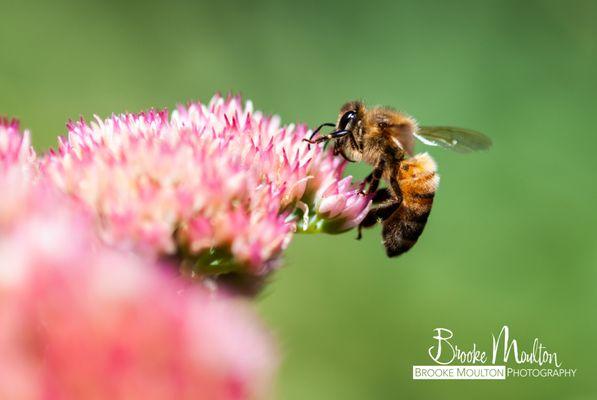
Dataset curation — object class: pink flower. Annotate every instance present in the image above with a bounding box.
[0,118,35,170]
[0,182,277,400]
[0,118,37,228]
[313,176,372,233]
[42,95,370,278]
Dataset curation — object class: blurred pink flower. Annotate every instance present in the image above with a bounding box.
[42,95,370,278]
[0,118,37,228]
[0,117,35,170]
[0,182,277,400]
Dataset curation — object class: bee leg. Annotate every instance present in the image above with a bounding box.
[305,122,335,150]
[356,188,396,240]
[360,161,385,195]
[367,169,382,194]
[356,198,400,240]
[335,146,357,163]
[390,153,408,199]
[303,129,351,150]
[309,122,335,141]
[360,172,373,193]
[390,175,403,201]
[371,188,393,204]
[303,129,351,146]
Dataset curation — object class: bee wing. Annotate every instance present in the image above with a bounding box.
[415,126,492,153]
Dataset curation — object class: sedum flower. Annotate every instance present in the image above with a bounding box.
[311,176,372,233]
[0,118,37,228]
[42,95,370,280]
[0,181,277,400]
[0,117,35,170]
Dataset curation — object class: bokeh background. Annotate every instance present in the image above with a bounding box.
[2,0,596,398]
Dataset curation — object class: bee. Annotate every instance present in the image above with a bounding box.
[304,101,491,257]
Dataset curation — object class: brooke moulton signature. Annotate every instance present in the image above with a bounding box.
[428,325,561,367]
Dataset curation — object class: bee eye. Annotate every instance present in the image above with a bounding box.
[339,111,356,130]
[378,121,388,129]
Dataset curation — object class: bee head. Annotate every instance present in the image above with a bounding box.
[337,101,364,133]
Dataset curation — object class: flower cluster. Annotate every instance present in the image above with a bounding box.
[0,95,371,399]
[0,169,277,400]
[43,95,370,278]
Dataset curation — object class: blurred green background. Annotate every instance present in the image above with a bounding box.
[2,0,596,398]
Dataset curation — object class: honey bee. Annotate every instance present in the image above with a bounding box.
[304,101,491,257]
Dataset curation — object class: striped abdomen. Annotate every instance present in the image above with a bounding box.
[382,153,439,257]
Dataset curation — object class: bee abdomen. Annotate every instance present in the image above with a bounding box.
[382,195,434,257]
[382,153,438,257]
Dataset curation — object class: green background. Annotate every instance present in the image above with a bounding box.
[2,0,596,398]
